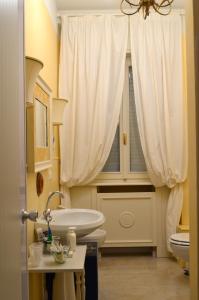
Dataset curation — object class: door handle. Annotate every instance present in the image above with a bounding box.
[21,209,38,224]
[123,133,127,145]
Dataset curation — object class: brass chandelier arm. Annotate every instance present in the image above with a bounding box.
[120,6,141,16]
[122,0,141,7]
[158,0,174,7]
[153,2,172,15]
[120,0,142,15]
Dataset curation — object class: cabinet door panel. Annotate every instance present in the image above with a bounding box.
[97,192,156,247]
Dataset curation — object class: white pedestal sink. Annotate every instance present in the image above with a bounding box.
[35,208,105,238]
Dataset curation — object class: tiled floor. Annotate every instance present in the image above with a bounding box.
[99,255,190,300]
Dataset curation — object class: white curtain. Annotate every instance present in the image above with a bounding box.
[53,273,76,300]
[130,14,187,250]
[59,15,128,205]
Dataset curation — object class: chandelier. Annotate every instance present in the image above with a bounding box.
[120,0,174,19]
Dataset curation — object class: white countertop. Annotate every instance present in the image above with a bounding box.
[28,245,87,273]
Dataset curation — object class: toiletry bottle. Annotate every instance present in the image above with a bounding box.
[46,225,53,252]
[67,227,76,252]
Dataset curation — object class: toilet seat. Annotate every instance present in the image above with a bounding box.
[170,233,189,246]
[169,233,189,265]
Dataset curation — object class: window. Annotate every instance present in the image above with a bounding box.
[96,56,148,184]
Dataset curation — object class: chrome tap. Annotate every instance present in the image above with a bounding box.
[43,191,64,221]
[45,191,64,211]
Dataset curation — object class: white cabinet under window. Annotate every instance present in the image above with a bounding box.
[97,192,157,248]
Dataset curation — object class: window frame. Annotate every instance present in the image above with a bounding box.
[93,56,150,185]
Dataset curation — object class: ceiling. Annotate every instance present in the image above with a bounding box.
[55,0,185,11]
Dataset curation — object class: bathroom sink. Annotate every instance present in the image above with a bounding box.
[35,208,105,238]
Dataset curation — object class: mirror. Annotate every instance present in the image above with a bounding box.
[35,99,48,148]
[26,76,52,172]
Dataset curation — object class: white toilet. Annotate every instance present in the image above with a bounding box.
[78,228,106,248]
[78,229,106,258]
[169,232,190,264]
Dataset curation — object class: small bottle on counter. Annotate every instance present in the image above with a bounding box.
[36,227,44,242]
[66,227,76,252]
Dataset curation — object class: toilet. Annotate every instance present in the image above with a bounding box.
[169,232,190,264]
[78,228,106,258]
[78,228,106,248]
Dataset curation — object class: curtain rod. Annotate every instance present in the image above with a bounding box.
[57,9,185,18]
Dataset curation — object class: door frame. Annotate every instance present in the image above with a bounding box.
[186,1,199,299]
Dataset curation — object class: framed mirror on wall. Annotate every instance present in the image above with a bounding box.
[35,98,48,148]
[26,76,52,172]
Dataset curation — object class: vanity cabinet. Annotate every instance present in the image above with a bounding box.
[26,76,52,172]
[29,245,87,300]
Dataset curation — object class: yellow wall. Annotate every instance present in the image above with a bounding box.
[25,0,58,97]
[27,127,60,246]
[182,181,189,225]
[28,126,60,300]
[25,0,59,242]
[25,1,60,299]
[181,35,190,226]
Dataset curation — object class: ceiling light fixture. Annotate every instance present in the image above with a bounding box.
[120,0,174,19]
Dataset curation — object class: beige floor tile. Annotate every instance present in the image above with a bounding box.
[99,255,190,300]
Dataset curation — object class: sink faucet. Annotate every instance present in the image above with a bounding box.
[45,191,65,211]
[43,191,64,221]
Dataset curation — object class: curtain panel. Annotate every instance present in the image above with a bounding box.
[59,15,128,205]
[130,14,187,250]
